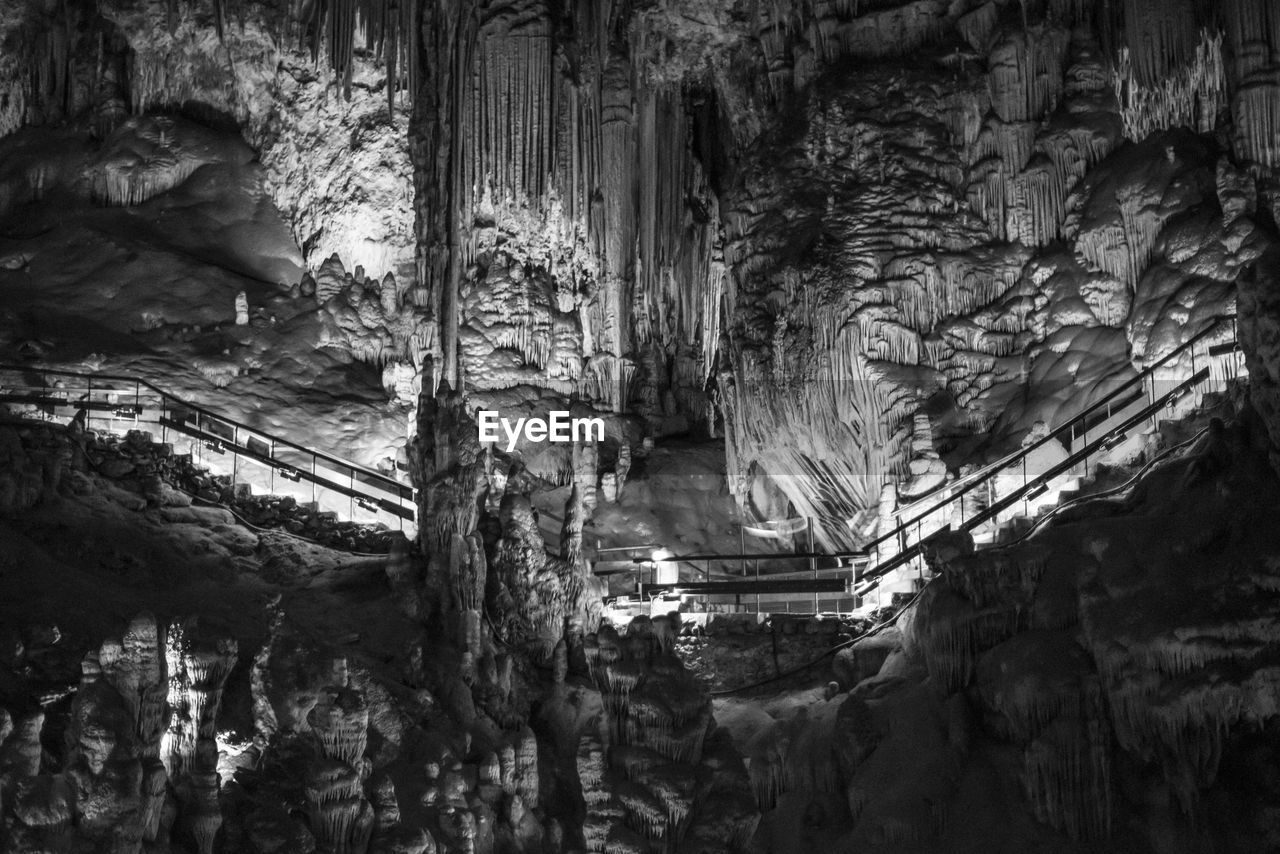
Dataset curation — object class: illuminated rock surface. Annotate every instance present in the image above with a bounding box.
[4,0,1280,852]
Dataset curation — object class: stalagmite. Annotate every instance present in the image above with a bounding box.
[0,711,44,777]
[561,485,585,568]
[306,758,374,854]
[572,439,598,515]
[189,770,224,854]
[450,532,487,613]
[139,759,168,842]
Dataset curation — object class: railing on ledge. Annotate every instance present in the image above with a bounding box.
[854,313,1243,603]
[597,545,868,617]
[602,314,1244,617]
[0,363,416,535]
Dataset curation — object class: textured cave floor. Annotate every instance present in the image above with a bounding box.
[0,122,408,469]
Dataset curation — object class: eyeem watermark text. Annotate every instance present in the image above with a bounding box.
[477,410,605,452]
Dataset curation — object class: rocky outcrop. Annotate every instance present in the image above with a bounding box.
[575,615,759,852]
[896,419,1280,846]
[1239,246,1280,467]
[6,0,1275,543]
[0,612,239,853]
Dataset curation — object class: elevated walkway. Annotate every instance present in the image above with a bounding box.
[604,314,1244,618]
[0,363,417,540]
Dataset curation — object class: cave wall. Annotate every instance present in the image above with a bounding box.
[405,0,1280,547]
[0,0,416,285]
[5,0,1280,532]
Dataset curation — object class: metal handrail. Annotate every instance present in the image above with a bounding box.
[0,362,403,487]
[875,443,1024,523]
[606,314,1239,612]
[854,314,1236,560]
[853,365,1212,596]
[615,315,1237,570]
[0,362,416,525]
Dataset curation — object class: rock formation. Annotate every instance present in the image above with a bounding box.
[5,0,1280,852]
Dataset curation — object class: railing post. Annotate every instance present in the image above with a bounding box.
[1149,372,1159,432]
[1021,456,1028,519]
[1082,419,1088,478]
[702,558,709,615]
[916,520,923,586]
[86,375,93,432]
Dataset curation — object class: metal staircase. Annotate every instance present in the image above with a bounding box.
[851,313,1243,607]
[607,314,1244,617]
[0,314,1244,602]
[0,363,417,535]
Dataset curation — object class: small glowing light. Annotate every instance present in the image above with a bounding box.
[650,549,678,585]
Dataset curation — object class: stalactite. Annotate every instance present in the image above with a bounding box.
[968,159,1010,240]
[987,27,1070,124]
[1009,157,1067,247]
[617,782,668,839]
[309,688,369,767]
[576,733,609,802]
[89,156,201,207]
[912,585,1026,693]
[456,10,554,221]
[1112,30,1226,142]
[1220,0,1280,167]
[1024,718,1112,840]
[972,120,1038,173]
[957,2,999,52]
[644,708,710,765]
[1076,187,1170,291]
[1118,0,1206,86]
[721,320,914,549]
[579,354,637,412]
